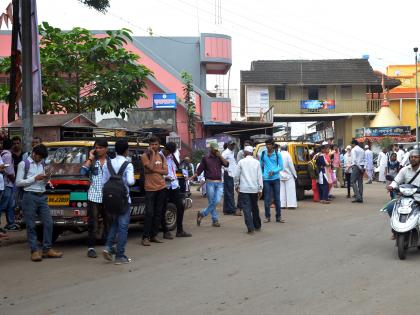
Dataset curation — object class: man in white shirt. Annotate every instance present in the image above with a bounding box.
[394,144,405,164]
[279,145,298,209]
[222,140,238,215]
[364,145,374,184]
[102,140,135,265]
[401,146,414,167]
[16,144,63,262]
[234,146,263,234]
[350,140,365,203]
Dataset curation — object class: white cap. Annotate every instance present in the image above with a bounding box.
[244,146,254,153]
[364,145,369,149]
[346,145,352,150]
[322,141,329,145]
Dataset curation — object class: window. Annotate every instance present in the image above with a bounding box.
[308,88,318,100]
[274,86,286,100]
[318,87,327,100]
[295,146,308,163]
[341,86,352,99]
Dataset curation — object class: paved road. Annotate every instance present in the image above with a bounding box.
[1,183,420,315]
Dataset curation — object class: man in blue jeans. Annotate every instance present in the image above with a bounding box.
[102,139,135,265]
[260,138,284,223]
[191,142,229,227]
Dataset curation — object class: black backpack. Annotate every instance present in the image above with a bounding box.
[103,159,129,215]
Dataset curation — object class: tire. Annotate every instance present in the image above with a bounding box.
[397,233,408,260]
[36,226,62,244]
[296,187,305,201]
[165,202,177,231]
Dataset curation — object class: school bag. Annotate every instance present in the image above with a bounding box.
[102,159,129,215]
[307,158,319,180]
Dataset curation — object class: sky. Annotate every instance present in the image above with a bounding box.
[0,0,419,135]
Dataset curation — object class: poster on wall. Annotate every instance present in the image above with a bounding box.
[300,100,335,110]
[246,86,269,115]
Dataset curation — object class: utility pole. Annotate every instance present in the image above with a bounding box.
[21,0,33,153]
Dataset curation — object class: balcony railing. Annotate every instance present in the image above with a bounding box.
[270,99,382,115]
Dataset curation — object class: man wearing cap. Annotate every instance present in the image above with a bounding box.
[364,145,374,184]
[222,140,238,215]
[350,139,365,203]
[234,146,263,234]
[190,142,229,227]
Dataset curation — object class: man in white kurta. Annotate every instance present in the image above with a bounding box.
[377,148,388,183]
[364,145,374,184]
[279,146,298,209]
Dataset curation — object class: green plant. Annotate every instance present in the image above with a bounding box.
[0,57,10,103]
[181,71,196,141]
[379,137,395,150]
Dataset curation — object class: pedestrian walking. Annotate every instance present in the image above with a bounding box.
[222,140,238,215]
[260,138,284,223]
[377,147,388,183]
[162,142,192,238]
[234,146,263,234]
[196,162,206,197]
[141,136,168,246]
[279,145,297,209]
[364,145,374,184]
[0,139,19,231]
[102,139,135,265]
[386,152,400,200]
[316,145,331,204]
[190,142,229,227]
[11,136,25,175]
[401,146,413,168]
[309,148,320,202]
[16,144,63,262]
[236,140,253,163]
[394,144,405,164]
[344,145,352,198]
[80,138,110,258]
[331,145,344,188]
[350,140,365,203]
[0,154,6,235]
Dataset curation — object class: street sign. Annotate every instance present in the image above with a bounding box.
[153,93,177,109]
[166,135,181,149]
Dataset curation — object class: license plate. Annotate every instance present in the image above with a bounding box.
[48,194,70,206]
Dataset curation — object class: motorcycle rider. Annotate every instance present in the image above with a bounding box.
[386,149,420,239]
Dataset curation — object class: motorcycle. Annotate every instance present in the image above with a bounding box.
[381,175,420,260]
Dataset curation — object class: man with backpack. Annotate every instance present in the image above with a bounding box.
[102,139,135,265]
[80,138,110,258]
[141,136,168,246]
[16,144,63,262]
[260,138,284,223]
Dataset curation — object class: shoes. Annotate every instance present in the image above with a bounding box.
[163,232,174,240]
[114,255,132,265]
[346,195,351,198]
[234,210,242,216]
[352,199,363,203]
[4,224,19,231]
[31,251,42,262]
[366,181,372,184]
[141,238,151,246]
[87,248,97,258]
[176,231,192,237]
[264,218,270,223]
[247,229,255,235]
[276,217,286,223]
[150,236,164,243]
[255,228,261,232]
[42,249,63,258]
[212,221,221,227]
[102,249,114,262]
[196,211,203,226]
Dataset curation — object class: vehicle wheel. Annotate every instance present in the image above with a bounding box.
[165,202,177,231]
[36,226,62,244]
[397,233,408,260]
[296,187,305,201]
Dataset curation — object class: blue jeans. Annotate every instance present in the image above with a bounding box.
[263,179,281,219]
[384,199,396,217]
[223,173,235,214]
[201,181,223,222]
[105,204,131,258]
[0,186,15,226]
[22,192,52,252]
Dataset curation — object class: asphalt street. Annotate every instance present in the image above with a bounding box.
[1,182,420,315]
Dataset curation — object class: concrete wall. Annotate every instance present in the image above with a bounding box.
[267,85,367,100]
[390,99,416,128]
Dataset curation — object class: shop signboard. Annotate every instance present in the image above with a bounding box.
[300,100,336,110]
[246,86,269,114]
[356,126,411,137]
[153,93,177,109]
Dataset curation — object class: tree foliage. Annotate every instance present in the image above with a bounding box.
[181,71,196,139]
[0,57,10,103]
[38,22,152,118]
[78,0,110,13]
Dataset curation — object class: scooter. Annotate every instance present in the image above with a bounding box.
[381,175,420,260]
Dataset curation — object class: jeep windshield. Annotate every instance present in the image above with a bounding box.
[46,146,89,177]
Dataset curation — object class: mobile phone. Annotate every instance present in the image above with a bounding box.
[4,164,10,167]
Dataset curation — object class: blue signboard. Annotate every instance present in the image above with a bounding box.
[361,126,411,137]
[153,93,177,109]
[300,100,336,110]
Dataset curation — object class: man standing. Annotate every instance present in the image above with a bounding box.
[22,136,42,160]
[331,145,344,188]
[350,140,365,203]
[364,145,374,184]
[394,144,405,164]
[102,139,135,265]
[234,146,263,234]
[141,136,168,246]
[279,145,297,209]
[16,144,63,262]
[162,142,192,238]
[191,142,229,227]
[80,138,110,258]
[236,140,253,162]
[260,138,284,223]
[11,136,25,174]
[401,146,414,167]
[222,140,238,215]
[377,147,388,183]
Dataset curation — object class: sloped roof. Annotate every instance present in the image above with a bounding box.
[241,59,400,88]
[7,113,97,128]
[96,118,138,131]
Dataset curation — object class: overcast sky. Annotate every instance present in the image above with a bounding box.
[1,0,418,135]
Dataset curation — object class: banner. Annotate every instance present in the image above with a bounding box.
[300,100,335,110]
[357,126,411,137]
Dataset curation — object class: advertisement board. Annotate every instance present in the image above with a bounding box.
[300,100,336,110]
[246,86,269,114]
[356,126,411,137]
[153,93,177,109]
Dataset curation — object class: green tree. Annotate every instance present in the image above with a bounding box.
[78,0,110,12]
[181,71,196,143]
[0,57,10,103]
[38,22,152,118]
